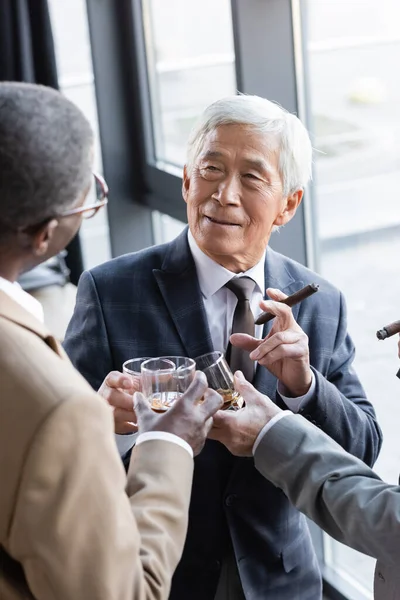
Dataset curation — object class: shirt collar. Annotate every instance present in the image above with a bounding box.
[0,276,44,322]
[188,230,265,299]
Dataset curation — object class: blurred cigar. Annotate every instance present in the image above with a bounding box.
[255,283,319,326]
[376,320,400,340]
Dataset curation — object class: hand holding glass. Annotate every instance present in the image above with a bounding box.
[195,351,244,411]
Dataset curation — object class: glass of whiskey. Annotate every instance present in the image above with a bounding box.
[141,356,196,412]
[194,351,243,411]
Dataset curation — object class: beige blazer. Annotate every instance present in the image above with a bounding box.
[0,290,194,600]
[254,414,400,600]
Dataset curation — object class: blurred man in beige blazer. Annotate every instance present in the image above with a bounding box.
[0,82,223,600]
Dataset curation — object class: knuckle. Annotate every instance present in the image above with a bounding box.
[275,331,285,343]
[280,302,291,314]
[107,370,120,379]
[105,371,120,385]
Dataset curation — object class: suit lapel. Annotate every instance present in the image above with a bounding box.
[0,290,65,359]
[153,230,214,359]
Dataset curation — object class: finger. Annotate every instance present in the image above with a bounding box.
[116,422,138,434]
[230,333,262,352]
[106,388,137,411]
[113,407,137,423]
[200,388,224,418]
[203,416,214,438]
[233,370,259,400]
[133,391,153,421]
[266,287,288,301]
[257,342,309,367]
[207,413,233,442]
[249,330,303,360]
[127,375,141,393]
[181,371,209,405]
[105,371,133,391]
[234,371,275,408]
[258,300,293,327]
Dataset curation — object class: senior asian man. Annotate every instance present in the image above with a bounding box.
[0,82,223,600]
[210,300,400,600]
[64,94,383,600]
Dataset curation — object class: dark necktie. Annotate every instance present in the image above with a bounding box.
[225,277,256,382]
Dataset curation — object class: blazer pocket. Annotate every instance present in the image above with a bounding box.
[281,537,312,574]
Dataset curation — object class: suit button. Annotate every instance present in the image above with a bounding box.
[225,494,237,507]
[378,571,385,582]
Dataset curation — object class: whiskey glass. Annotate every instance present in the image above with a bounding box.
[194,351,243,411]
[141,356,196,412]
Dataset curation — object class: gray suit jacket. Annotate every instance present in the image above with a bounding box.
[254,414,400,600]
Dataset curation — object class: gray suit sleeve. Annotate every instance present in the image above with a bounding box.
[254,414,400,566]
[291,292,382,467]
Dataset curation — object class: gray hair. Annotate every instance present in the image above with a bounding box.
[186,94,312,197]
[0,82,94,235]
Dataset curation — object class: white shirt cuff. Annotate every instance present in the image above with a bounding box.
[115,432,138,457]
[136,431,193,458]
[277,371,316,412]
[252,411,292,455]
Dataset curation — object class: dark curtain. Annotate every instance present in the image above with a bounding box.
[0,0,84,285]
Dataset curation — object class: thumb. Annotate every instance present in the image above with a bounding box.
[208,409,235,442]
[233,370,259,401]
[133,391,151,423]
[266,287,288,301]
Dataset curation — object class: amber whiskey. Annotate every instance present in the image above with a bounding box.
[217,389,244,411]
[150,392,181,413]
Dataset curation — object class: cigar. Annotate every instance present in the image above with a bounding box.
[376,320,400,340]
[255,283,319,326]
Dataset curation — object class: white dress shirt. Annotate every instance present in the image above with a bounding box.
[115,231,316,456]
[0,276,44,322]
[187,230,266,351]
[0,275,192,458]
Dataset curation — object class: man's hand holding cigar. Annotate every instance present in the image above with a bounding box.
[230,287,313,398]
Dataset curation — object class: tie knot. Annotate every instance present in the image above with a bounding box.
[225,276,256,302]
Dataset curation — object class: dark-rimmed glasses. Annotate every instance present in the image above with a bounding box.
[59,172,109,220]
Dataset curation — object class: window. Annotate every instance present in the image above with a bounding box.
[48,0,111,269]
[302,0,400,596]
[142,0,236,169]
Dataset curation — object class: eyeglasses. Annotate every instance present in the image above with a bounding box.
[59,172,109,220]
